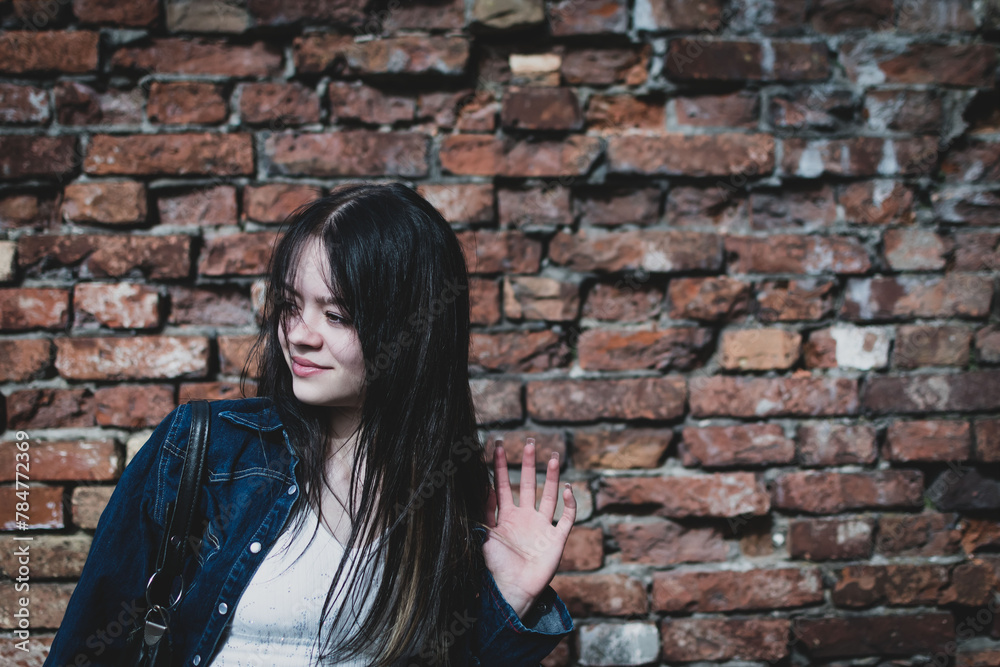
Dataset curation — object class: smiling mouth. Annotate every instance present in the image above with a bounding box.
[291,357,330,377]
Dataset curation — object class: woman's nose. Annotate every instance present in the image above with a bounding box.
[285,313,322,348]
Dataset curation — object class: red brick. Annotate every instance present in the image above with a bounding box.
[943,141,1000,183]
[681,424,795,467]
[773,470,924,513]
[240,82,321,126]
[675,91,759,128]
[61,180,147,225]
[864,371,1000,414]
[839,180,915,225]
[0,30,99,73]
[0,288,69,331]
[577,327,711,371]
[147,81,227,125]
[720,328,801,370]
[841,41,996,87]
[894,325,972,368]
[55,336,209,380]
[583,281,663,322]
[560,46,651,86]
[457,231,542,274]
[551,573,646,616]
[199,231,277,276]
[793,614,954,658]
[85,133,253,176]
[660,618,790,663]
[897,0,977,31]
[959,518,1000,554]
[668,276,750,321]
[112,38,282,76]
[54,80,144,125]
[977,325,1000,364]
[503,277,579,321]
[0,438,116,482]
[727,234,870,274]
[266,130,428,178]
[596,472,770,518]
[865,88,944,133]
[157,186,238,227]
[469,278,500,325]
[548,0,628,34]
[665,39,763,81]
[976,419,1000,462]
[631,0,723,29]
[328,81,414,125]
[0,83,50,124]
[73,0,158,25]
[528,377,685,422]
[440,135,601,178]
[417,183,494,226]
[5,388,93,430]
[243,184,319,224]
[832,564,949,607]
[607,133,775,176]
[0,485,63,529]
[73,282,160,329]
[772,40,832,80]
[797,422,877,466]
[958,650,1000,667]
[557,527,603,572]
[769,88,857,130]
[244,0,365,25]
[298,33,470,74]
[501,87,582,131]
[883,228,950,271]
[168,286,253,327]
[470,330,566,372]
[71,485,111,529]
[886,420,971,462]
[585,94,665,133]
[0,339,51,382]
[782,137,939,177]
[179,381,254,403]
[18,234,191,279]
[934,189,1000,226]
[550,229,722,273]
[94,384,175,428]
[954,232,1000,271]
[842,275,993,320]
[611,519,727,565]
[0,535,90,578]
[941,559,999,606]
[690,376,859,417]
[0,135,78,179]
[218,334,255,376]
[653,567,822,612]
[809,0,893,32]
[666,185,747,231]
[497,186,571,231]
[788,516,875,560]
[572,429,672,469]
[470,378,522,424]
[0,193,59,230]
[751,185,837,231]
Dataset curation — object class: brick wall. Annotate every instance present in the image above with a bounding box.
[1,0,999,665]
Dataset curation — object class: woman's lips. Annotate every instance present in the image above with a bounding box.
[291,357,329,377]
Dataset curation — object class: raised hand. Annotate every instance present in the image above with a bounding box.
[482,438,577,620]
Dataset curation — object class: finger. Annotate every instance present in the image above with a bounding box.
[485,485,497,528]
[519,438,536,510]
[493,441,513,513]
[537,451,561,521]
[554,483,577,539]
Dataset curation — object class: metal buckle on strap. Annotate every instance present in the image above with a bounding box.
[143,605,170,646]
[145,568,184,608]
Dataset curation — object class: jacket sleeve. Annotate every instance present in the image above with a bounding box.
[43,406,183,667]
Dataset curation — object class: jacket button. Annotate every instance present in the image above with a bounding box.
[250,542,261,553]
[193,656,201,665]
[218,602,228,615]
[287,485,297,495]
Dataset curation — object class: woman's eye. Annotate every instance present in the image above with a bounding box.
[325,312,347,324]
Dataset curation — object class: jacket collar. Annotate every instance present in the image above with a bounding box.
[217,397,285,433]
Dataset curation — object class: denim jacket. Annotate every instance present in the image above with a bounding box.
[43,397,573,667]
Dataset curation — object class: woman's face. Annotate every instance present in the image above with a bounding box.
[277,237,365,413]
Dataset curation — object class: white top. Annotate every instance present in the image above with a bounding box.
[209,503,383,666]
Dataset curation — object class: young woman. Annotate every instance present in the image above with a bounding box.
[44,182,576,667]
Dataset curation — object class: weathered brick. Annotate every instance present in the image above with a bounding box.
[941,559,999,606]
[0,135,78,179]
[73,0,159,25]
[976,419,1000,462]
[551,573,647,616]
[242,184,319,225]
[1,193,59,230]
[886,420,971,461]
[244,0,365,25]
[147,81,227,125]
[457,231,542,274]
[597,472,770,518]
[469,278,500,326]
[0,485,63,529]
[71,486,112,529]
[934,189,1000,226]
[883,228,950,271]
[528,377,686,422]
[168,286,253,327]
[632,0,724,29]
[681,424,795,467]
[0,30,99,73]
[577,187,662,228]
[417,183,494,226]
[720,328,801,370]
[944,141,1000,183]
[666,186,747,231]
[503,277,578,321]
[0,534,90,578]
[793,614,954,658]
[440,135,601,178]
[572,429,672,469]
[769,87,857,130]
[864,371,1000,413]
[797,422,877,466]
[842,275,993,320]
[112,38,282,76]
[55,336,209,380]
[470,378,522,424]
[897,0,977,31]
[218,334,255,376]
[954,231,1000,271]
[788,516,875,560]
[690,376,859,417]
[85,133,253,176]
[61,180,147,225]
[501,87,582,131]
[675,91,759,128]
[0,82,50,124]
[54,80,144,125]
[611,518,727,565]
[0,438,116,482]
[550,229,722,273]
[895,325,972,368]
[577,327,711,371]
[5,388,93,430]
[294,34,469,76]
[19,235,192,279]
[865,88,944,133]
[157,186,238,227]
[668,277,750,322]
[561,46,650,86]
[751,186,837,231]
[804,325,891,370]
[240,82,320,125]
[73,282,160,329]
[841,41,996,87]
[557,526,603,572]
[266,130,428,177]
[470,330,565,372]
[0,339,51,382]
[726,234,870,274]
[199,232,277,276]
[976,325,1000,364]
[497,186,571,231]
[329,81,414,125]
[782,137,939,177]
[809,0,893,32]
[839,180,915,225]
[92,384,174,428]
[832,563,950,607]
[931,469,1000,512]
[773,470,924,513]
[577,622,658,667]
[665,39,763,81]
[958,650,1000,667]
[583,281,663,322]
[660,618,790,663]
[607,133,775,176]
[0,288,69,331]
[653,567,822,612]
[179,381,254,403]
[585,94,666,133]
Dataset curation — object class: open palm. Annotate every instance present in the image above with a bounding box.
[483,439,577,620]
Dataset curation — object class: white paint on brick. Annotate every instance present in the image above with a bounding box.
[830,324,890,370]
[632,0,656,30]
[798,141,825,177]
[578,622,660,666]
[836,519,872,544]
[878,140,899,176]
[845,279,873,320]
[0,240,17,282]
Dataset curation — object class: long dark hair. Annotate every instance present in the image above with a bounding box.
[245,181,490,666]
